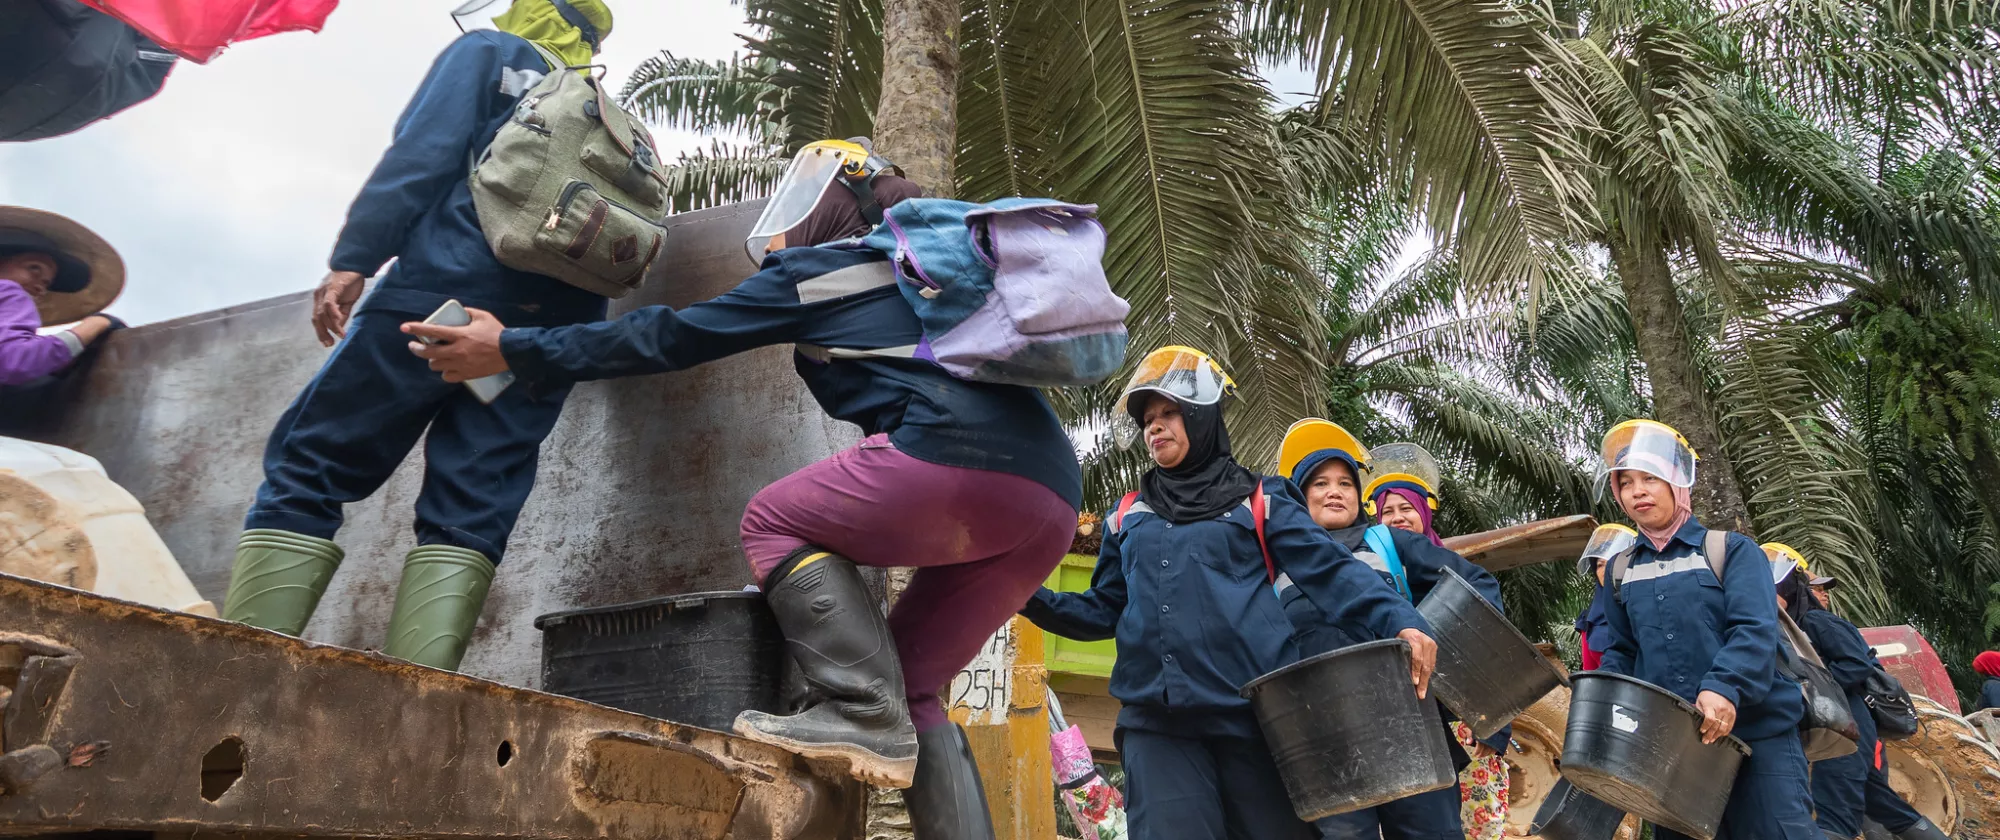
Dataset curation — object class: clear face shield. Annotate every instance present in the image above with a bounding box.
[745,140,873,262]
[1763,542,1806,584]
[1593,419,1698,501]
[1577,523,1639,575]
[1363,442,1442,510]
[1276,418,1369,481]
[451,0,513,32]
[1111,346,1236,448]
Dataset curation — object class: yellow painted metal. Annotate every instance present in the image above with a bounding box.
[946,617,1056,840]
[1044,554,1117,678]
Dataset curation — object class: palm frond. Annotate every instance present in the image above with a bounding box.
[618,51,783,142]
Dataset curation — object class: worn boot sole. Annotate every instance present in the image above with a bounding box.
[732,719,918,789]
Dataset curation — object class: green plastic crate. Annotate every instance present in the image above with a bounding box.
[1043,553,1117,679]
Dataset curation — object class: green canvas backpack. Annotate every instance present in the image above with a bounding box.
[469,43,669,299]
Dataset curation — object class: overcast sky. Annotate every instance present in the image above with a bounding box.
[1,1,1317,326]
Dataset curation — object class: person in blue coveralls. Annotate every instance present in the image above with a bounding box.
[1270,420,1509,840]
[218,0,617,673]
[1016,346,1440,840]
[1773,545,1948,840]
[1589,419,1818,840]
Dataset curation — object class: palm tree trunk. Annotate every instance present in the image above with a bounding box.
[1608,236,1756,535]
[875,0,960,196]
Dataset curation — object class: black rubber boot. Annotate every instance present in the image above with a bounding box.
[906,724,997,840]
[1894,818,1950,840]
[733,549,918,788]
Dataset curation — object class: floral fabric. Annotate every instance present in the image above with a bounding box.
[1453,721,1510,839]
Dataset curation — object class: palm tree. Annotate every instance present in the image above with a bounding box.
[618,0,1329,464]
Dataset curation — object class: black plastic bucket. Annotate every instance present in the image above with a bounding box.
[535,591,786,732]
[1417,567,1569,739]
[1240,639,1457,820]
[1528,778,1626,840]
[1559,672,1750,840]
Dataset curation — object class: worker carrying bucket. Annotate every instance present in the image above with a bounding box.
[1019,355,1438,839]
[1265,420,1524,839]
[1562,418,1820,840]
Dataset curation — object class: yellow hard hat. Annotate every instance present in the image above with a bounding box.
[1277,418,1369,485]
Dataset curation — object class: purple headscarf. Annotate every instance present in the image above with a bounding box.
[1374,485,1442,545]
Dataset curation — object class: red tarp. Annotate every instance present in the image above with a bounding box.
[79,0,341,64]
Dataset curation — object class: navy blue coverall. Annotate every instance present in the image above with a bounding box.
[244,31,607,562]
[1019,478,1431,840]
[1595,520,1818,840]
[1981,678,2000,712]
[1279,524,1510,840]
[1803,608,1924,837]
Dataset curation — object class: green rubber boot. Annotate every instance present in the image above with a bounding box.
[381,545,496,672]
[221,529,344,635]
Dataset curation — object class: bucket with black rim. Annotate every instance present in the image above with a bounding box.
[535,591,787,731]
[1528,778,1627,840]
[1560,672,1749,840]
[1417,566,1568,739]
[1241,638,1456,820]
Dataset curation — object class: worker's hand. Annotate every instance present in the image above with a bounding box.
[403,307,509,382]
[311,270,367,347]
[1469,742,1498,760]
[1398,628,1438,699]
[1694,690,1737,744]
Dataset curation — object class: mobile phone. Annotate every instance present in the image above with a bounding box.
[421,299,516,404]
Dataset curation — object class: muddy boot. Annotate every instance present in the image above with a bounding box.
[733,549,918,788]
[381,545,495,672]
[906,724,996,840]
[1894,818,1949,840]
[221,529,343,635]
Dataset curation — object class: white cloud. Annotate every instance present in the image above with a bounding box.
[0,0,748,325]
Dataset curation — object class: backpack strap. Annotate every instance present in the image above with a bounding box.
[1607,544,1640,603]
[1249,486,1276,584]
[1111,492,1141,534]
[1364,525,1413,602]
[1703,530,1729,581]
[840,172,886,226]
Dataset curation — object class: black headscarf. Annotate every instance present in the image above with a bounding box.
[1136,397,1260,524]
[1776,568,1818,625]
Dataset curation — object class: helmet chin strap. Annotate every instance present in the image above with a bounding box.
[547,0,601,51]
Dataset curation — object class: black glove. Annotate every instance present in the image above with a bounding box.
[95,314,128,330]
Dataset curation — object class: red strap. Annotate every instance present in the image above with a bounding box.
[1249,486,1276,583]
[1113,491,1140,533]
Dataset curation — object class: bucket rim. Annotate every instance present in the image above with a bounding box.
[1425,566,1573,688]
[1570,671,1752,755]
[1239,637,1409,699]
[532,590,766,630]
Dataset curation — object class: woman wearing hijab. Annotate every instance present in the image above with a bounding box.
[1589,419,1818,840]
[1771,546,1949,840]
[1018,348,1438,840]
[407,143,1062,838]
[1276,422,1507,840]
[1357,440,1511,840]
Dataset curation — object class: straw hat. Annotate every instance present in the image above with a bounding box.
[0,207,124,324]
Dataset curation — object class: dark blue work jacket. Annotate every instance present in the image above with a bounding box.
[499,245,1082,508]
[333,31,605,327]
[1596,519,1803,741]
[1279,523,1512,753]
[1801,608,1881,746]
[1980,679,2000,712]
[1577,585,1614,655]
[1020,477,1429,738]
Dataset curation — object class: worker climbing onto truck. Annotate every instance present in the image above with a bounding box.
[1772,545,1948,840]
[1978,651,2000,711]
[0,207,124,431]
[220,0,625,673]
[1015,353,1438,840]
[1590,419,1819,840]
[1274,421,1507,840]
[401,140,1081,839]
